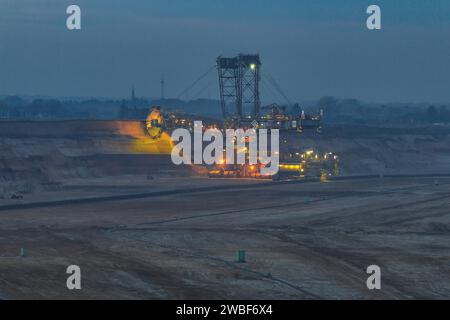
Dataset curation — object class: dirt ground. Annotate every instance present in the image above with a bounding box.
[0,120,449,299]
[0,176,449,299]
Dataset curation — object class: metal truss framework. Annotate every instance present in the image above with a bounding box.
[217,54,261,119]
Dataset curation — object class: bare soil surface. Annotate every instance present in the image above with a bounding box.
[0,177,449,299]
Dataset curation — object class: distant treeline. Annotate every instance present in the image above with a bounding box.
[0,95,449,125]
[311,96,450,125]
[0,96,120,120]
[0,96,221,120]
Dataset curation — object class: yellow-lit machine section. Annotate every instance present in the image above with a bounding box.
[130,131,173,154]
[146,107,165,140]
[279,163,305,173]
[115,106,177,155]
[274,150,339,181]
[208,162,272,179]
[130,106,195,154]
[207,140,272,179]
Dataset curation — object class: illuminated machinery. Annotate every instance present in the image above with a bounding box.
[273,149,339,181]
[145,106,165,140]
[258,104,291,130]
[298,110,323,133]
[216,54,322,132]
[207,136,271,179]
[145,106,193,140]
[256,105,323,133]
[208,162,268,179]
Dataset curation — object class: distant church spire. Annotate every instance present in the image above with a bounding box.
[131,86,136,104]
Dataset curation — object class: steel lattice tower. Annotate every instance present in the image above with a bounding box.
[217,56,239,118]
[217,54,261,119]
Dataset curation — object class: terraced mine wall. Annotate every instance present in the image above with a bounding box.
[1,121,450,196]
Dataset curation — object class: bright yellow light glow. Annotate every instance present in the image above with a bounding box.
[250,64,256,70]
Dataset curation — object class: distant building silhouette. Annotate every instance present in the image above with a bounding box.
[131,86,136,107]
